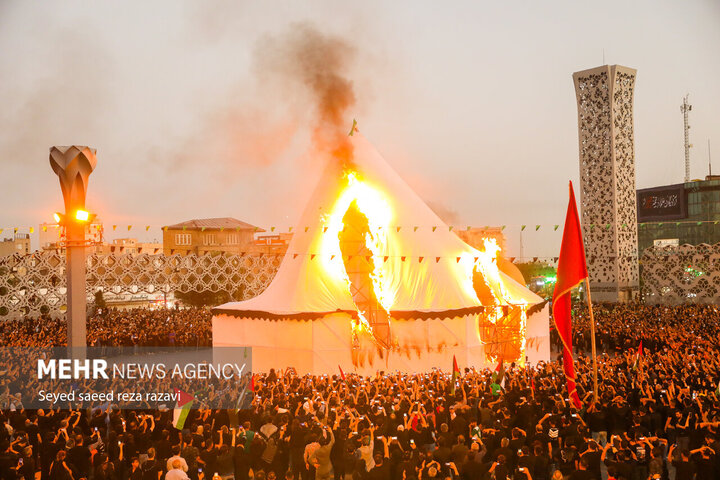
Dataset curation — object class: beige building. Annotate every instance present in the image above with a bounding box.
[103,238,164,255]
[254,233,293,255]
[162,217,263,255]
[0,234,31,257]
[39,220,104,252]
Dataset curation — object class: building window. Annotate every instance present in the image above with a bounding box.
[175,233,191,246]
[203,234,216,246]
[227,234,239,245]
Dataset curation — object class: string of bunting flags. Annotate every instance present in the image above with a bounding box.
[7,245,708,264]
[2,220,718,235]
[15,247,705,265]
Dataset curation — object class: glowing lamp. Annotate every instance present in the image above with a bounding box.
[75,209,90,222]
[53,212,63,224]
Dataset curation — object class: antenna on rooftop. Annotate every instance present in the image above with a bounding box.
[709,139,713,177]
[681,94,692,182]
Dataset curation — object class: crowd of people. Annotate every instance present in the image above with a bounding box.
[0,308,213,348]
[0,304,719,480]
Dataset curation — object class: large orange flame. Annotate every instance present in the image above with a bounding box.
[321,169,394,346]
[464,238,528,365]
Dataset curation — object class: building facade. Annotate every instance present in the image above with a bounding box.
[39,220,104,253]
[254,233,293,255]
[102,238,164,255]
[637,176,720,252]
[573,64,639,303]
[162,218,262,255]
[0,234,30,257]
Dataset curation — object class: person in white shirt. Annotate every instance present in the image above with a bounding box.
[166,459,191,480]
[166,446,189,473]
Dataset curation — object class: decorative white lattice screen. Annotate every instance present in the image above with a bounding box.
[641,244,720,305]
[0,252,280,319]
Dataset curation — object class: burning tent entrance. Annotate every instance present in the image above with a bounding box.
[212,131,550,374]
[339,200,392,351]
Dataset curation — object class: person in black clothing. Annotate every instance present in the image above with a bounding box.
[668,445,696,480]
[67,435,91,479]
[690,444,717,478]
[367,452,391,480]
[568,457,592,480]
[578,441,601,480]
[529,445,550,480]
[129,457,143,480]
[142,448,163,480]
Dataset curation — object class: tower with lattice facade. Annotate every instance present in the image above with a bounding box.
[573,65,639,302]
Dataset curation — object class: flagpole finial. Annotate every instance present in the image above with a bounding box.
[348,119,358,136]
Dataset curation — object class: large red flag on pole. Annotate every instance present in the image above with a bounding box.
[552,181,588,410]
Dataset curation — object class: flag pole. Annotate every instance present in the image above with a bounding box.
[584,278,599,405]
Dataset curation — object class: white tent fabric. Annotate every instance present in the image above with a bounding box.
[213,309,550,375]
[212,133,548,374]
[214,133,541,318]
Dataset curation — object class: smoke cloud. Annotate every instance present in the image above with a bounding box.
[168,22,360,177]
[253,23,358,165]
[427,201,461,226]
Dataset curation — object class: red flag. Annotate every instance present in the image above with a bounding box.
[339,365,346,381]
[633,340,643,371]
[173,388,195,408]
[450,355,461,395]
[552,181,588,410]
[250,374,256,393]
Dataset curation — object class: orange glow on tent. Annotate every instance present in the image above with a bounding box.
[466,238,529,365]
[321,169,394,345]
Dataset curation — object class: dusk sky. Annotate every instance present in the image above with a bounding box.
[1,1,718,258]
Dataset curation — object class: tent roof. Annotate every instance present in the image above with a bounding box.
[213,133,541,319]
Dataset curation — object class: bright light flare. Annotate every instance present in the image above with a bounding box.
[75,210,90,222]
[53,212,63,224]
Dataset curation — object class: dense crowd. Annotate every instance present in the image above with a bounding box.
[0,308,213,348]
[0,304,719,480]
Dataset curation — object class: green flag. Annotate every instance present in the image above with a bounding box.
[491,358,505,395]
[172,389,195,430]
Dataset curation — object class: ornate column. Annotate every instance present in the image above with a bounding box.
[50,146,97,349]
[573,65,639,302]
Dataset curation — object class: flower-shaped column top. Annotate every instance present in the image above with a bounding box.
[49,146,97,212]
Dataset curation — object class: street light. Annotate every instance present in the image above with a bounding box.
[49,146,97,352]
[75,210,90,222]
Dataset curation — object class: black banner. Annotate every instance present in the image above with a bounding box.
[637,184,686,221]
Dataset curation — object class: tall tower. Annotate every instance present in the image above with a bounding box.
[681,94,692,182]
[573,65,639,303]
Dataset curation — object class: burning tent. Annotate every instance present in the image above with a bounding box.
[212,132,549,374]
